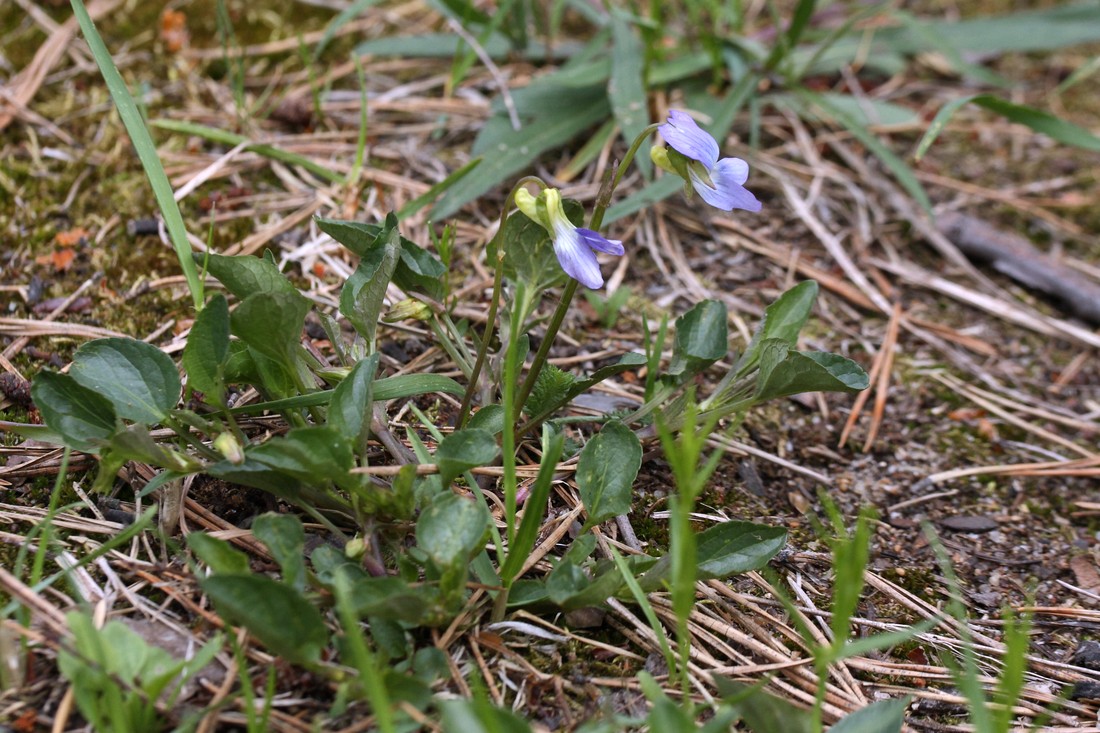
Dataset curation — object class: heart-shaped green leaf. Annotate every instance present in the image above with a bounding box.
[70,338,180,424]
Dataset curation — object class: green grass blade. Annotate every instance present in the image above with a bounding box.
[609,9,651,178]
[70,0,203,310]
[914,93,1100,162]
[150,119,343,183]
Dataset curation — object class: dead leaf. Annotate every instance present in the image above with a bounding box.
[159,9,189,53]
[55,227,88,247]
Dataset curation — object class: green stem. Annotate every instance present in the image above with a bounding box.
[513,124,661,431]
[456,176,546,429]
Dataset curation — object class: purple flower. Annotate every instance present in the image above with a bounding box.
[515,188,624,289]
[653,110,762,213]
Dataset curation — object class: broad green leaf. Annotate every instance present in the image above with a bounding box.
[394,239,447,300]
[830,698,908,733]
[31,372,117,452]
[186,531,251,574]
[669,300,728,378]
[340,221,401,345]
[434,429,499,488]
[336,570,438,623]
[755,351,869,401]
[250,426,356,488]
[252,513,307,593]
[466,404,505,435]
[183,292,230,405]
[416,492,490,571]
[70,338,180,424]
[608,9,650,177]
[546,560,590,607]
[327,354,379,452]
[315,217,386,258]
[736,280,818,376]
[197,252,300,300]
[914,93,1100,161]
[201,574,327,664]
[577,420,641,529]
[639,521,787,591]
[892,1,1100,56]
[205,458,302,500]
[231,291,311,366]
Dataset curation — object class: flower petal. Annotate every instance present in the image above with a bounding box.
[688,158,762,212]
[658,110,719,170]
[576,228,624,256]
[552,224,604,289]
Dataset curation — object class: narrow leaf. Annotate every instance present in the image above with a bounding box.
[201,574,327,664]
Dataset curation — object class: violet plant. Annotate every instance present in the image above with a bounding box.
[13,9,872,722]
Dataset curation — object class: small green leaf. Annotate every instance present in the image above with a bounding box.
[327,355,379,452]
[183,293,230,405]
[231,291,311,368]
[394,240,447,300]
[31,371,117,452]
[577,420,641,529]
[669,300,728,378]
[416,492,490,570]
[340,222,401,345]
[754,351,869,401]
[466,404,505,435]
[252,513,308,593]
[198,252,300,300]
[250,426,356,488]
[69,338,180,424]
[736,281,818,376]
[434,429,499,488]
[640,521,787,591]
[186,531,250,574]
[201,574,327,664]
[830,698,908,733]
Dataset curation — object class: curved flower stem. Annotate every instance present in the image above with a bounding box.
[512,123,661,434]
[456,176,546,429]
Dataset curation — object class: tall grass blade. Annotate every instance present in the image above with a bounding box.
[70,0,203,310]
